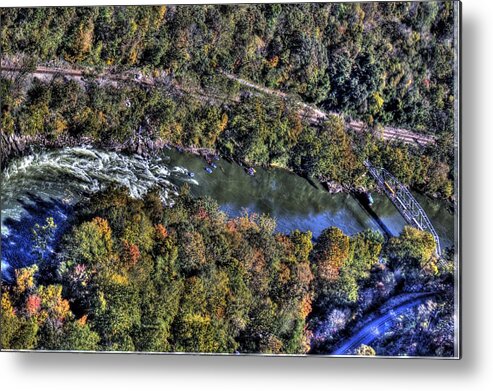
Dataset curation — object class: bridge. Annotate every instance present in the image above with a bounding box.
[364,161,442,257]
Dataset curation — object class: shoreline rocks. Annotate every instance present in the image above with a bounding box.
[0,133,216,170]
[0,133,352,196]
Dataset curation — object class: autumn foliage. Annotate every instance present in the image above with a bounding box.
[1,187,453,355]
[1,188,315,353]
[314,227,350,281]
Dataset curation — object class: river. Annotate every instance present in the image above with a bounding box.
[1,146,454,280]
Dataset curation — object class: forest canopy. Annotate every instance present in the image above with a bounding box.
[0,74,455,198]
[0,3,457,356]
[1,187,455,355]
[1,2,456,134]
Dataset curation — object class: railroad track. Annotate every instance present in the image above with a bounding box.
[1,61,436,147]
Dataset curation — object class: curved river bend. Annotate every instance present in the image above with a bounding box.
[1,147,454,279]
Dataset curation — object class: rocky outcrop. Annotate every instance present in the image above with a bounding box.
[1,133,98,169]
[1,132,34,168]
[0,131,218,170]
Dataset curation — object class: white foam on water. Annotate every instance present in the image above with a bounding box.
[2,147,196,209]
[1,259,12,278]
[1,147,201,248]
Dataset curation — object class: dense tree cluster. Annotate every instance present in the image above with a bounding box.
[1,187,455,356]
[1,3,456,134]
[0,74,454,197]
[309,226,455,357]
[0,75,228,147]
[2,188,315,353]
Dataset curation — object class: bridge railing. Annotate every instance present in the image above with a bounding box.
[364,161,442,256]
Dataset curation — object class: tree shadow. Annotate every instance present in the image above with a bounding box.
[353,191,392,238]
[1,192,75,282]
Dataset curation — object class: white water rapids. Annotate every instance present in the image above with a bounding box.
[2,146,198,233]
[1,146,454,281]
[1,147,201,279]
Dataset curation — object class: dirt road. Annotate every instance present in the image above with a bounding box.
[1,60,435,146]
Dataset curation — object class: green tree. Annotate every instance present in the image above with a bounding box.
[313,227,350,281]
[386,226,438,274]
[354,344,376,356]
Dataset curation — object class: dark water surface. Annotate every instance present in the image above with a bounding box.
[166,150,454,246]
[1,147,455,278]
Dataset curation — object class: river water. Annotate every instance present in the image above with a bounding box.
[1,147,454,279]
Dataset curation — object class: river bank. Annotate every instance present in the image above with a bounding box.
[1,132,214,168]
[1,59,454,204]
[2,132,456,229]
[1,145,455,283]
[1,132,350,193]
